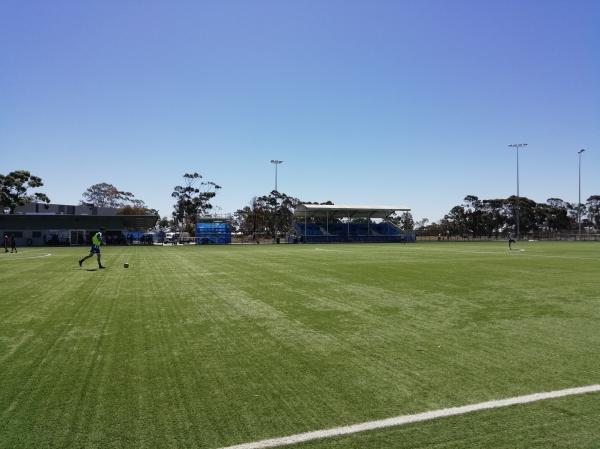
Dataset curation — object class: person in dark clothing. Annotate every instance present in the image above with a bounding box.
[508,234,516,250]
[3,234,8,253]
[10,234,17,253]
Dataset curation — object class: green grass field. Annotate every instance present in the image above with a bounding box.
[1,242,599,448]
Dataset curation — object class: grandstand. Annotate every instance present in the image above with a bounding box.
[292,204,415,243]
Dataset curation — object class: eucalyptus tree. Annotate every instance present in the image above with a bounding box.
[82,182,145,208]
[171,172,221,234]
[0,170,50,212]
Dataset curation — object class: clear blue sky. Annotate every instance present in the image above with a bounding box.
[1,0,598,221]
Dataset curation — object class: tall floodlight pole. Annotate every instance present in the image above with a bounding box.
[508,143,527,240]
[578,149,586,239]
[270,160,283,192]
[270,160,283,240]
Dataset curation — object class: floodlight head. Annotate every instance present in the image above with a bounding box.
[270,159,283,164]
[578,149,586,154]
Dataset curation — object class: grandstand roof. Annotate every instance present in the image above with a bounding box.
[0,214,158,231]
[294,204,410,219]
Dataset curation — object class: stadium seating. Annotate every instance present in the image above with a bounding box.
[293,220,412,243]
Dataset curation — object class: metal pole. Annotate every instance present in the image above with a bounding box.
[516,146,520,240]
[578,149,585,239]
[270,160,283,240]
[270,160,283,192]
[508,144,527,240]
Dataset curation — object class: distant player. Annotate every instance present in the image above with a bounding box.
[508,234,516,250]
[3,233,8,253]
[10,234,17,253]
[79,231,105,269]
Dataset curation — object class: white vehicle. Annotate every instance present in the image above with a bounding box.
[164,232,191,244]
[164,232,179,243]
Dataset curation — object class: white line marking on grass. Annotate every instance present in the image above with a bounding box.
[511,253,600,261]
[408,247,513,255]
[405,247,600,261]
[0,253,52,261]
[219,384,600,449]
[0,249,48,255]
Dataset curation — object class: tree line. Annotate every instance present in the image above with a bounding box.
[417,194,600,237]
[2,169,599,238]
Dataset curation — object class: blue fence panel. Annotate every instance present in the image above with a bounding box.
[195,221,231,244]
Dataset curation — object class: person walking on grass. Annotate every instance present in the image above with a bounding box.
[79,231,105,269]
[10,234,17,253]
[3,233,8,253]
[508,234,516,250]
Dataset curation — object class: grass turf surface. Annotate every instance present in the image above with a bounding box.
[0,242,599,448]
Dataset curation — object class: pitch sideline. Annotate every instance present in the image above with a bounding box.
[0,252,52,261]
[220,384,600,449]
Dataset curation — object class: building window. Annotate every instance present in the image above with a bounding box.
[32,231,42,238]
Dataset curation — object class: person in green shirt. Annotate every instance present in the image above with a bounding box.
[79,231,106,269]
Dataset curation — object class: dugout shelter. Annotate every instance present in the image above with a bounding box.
[292,204,414,243]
